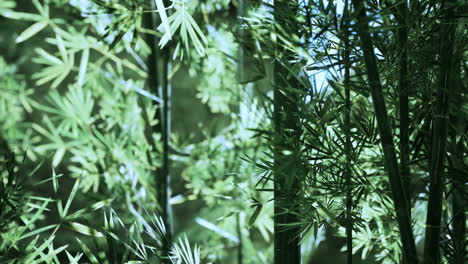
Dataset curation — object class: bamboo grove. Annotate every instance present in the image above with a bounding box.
[0,0,466,263]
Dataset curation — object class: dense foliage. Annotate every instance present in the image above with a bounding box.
[0,0,466,263]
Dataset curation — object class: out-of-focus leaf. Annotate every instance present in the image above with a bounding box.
[155,0,171,39]
[1,11,42,21]
[62,178,80,218]
[77,48,89,86]
[76,237,100,264]
[18,224,57,240]
[66,250,83,264]
[195,217,239,244]
[158,6,206,56]
[52,147,66,167]
[248,204,262,227]
[68,222,104,237]
[16,20,49,43]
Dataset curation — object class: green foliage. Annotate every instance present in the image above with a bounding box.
[0,0,466,263]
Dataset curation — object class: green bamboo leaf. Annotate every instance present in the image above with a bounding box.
[0,1,15,10]
[56,33,68,63]
[159,9,182,48]
[65,199,112,220]
[16,20,49,43]
[248,204,262,227]
[155,0,171,39]
[62,178,80,218]
[195,217,239,243]
[34,66,63,86]
[68,222,104,237]
[173,42,181,60]
[52,147,66,167]
[180,13,188,52]
[36,244,68,263]
[184,10,206,55]
[18,224,57,240]
[24,235,56,263]
[66,250,83,264]
[1,11,43,21]
[76,237,100,264]
[51,52,74,89]
[51,168,60,194]
[35,48,62,65]
[50,66,70,89]
[32,0,48,18]
[21,200,50,229]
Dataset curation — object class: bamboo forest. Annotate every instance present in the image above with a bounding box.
[0,0,466,263]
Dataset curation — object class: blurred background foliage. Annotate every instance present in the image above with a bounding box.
[0,0,466,264]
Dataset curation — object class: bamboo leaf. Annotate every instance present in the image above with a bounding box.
[35,48,63,65]
[77,48,89,86]
[52,147,66,167]
[65,250,83,264]
[68,222,104,237]
[76,237,100,264]
[56,33,68,63]
[18,224,57,240]
[32,0,48,18]
[248,204,262,227]
[155,0,171,39]
[62,179,80,218]
[195,217,239,243]
[16,20,48,43]
[1,11,43,21]
[24,235,56,263]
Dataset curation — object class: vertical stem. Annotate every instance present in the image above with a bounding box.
[397,0,411,208]
[238,0,245,85]
[237,213,243,264]
[273,1,301,264]
[143,0,173,260]
[450,58,465,264]
[451,169,466,264]
[237,0,254,107]
[237,2,246,260]
[351,1,417,263]
[161,50,174,254]
[343,1,353,263]
[423,1,456,263]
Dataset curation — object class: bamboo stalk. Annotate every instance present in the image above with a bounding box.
[237,213,243,264]
[343,1,353,263]
[397,0,411,208]
[451,169,466,264]
[160,50,174,255]
[351,1,417,263]
[273,1,301,263]
[143,1,173,261]
[450,57,466,264]
[423,1,456,263]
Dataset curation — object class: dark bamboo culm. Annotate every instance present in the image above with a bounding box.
[351,1,418,263]
[450,60,466,264]
[343,1,353,263]
[273,1,301,263]
[397,0,411,208]
[423,1,457,263]
[143,0,174,261]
